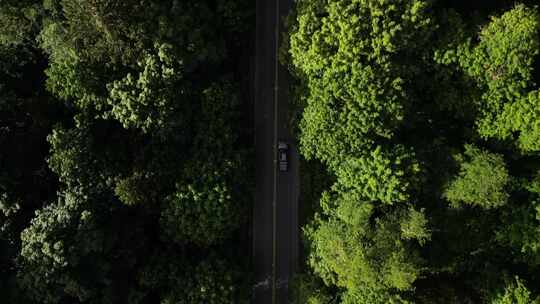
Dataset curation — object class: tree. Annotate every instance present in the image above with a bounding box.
[306,191,430,299]
[18,120,139,303]
[289,0,434,170]
[160,163,244,247]
[436,5,540,152]
[332,146,421,205]
[288,0,540,302]
[490,276,539,304]
[138,249,247,304]
[0,21,61,303]
[0,1,41,47]
[160,81,249,247]
[0,0,254,301]
[444,145,510,209]
[105,43,190,136]
[289,273,335,304]
[289,0,434,300]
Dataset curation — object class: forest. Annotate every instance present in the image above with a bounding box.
[0,0,253,303]
[6,0,540,303]
[286,0,540,303]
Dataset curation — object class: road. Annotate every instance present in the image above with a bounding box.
[252,0,298,303]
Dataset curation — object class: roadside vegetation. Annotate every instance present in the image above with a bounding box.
[0,0,253,303]
[286,0,540,303]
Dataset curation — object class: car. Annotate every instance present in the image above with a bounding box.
[278,141,288,172]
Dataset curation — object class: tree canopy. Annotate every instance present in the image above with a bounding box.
[288,0,540,303]
[0,0,253,303]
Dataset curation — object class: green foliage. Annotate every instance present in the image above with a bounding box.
[289,0,434,168]
[0,31,61,304]
[290,0,437,300]
[290,273,335,304]
[18,185,154,304]
[400,207,431,245]
[333,146,420,205]
[164,259,240,304]
[192,81,242,160]
[160,80,248,246]
[105,43,189,135]
[161,163,243,247]
[444,145,510,209]
[0,2,41,47]
[0,0,253,302]
[490,277,539,304]
[340,287,412,304]
[297,158,335,226]
[289,1,540,302]
[496,197,540,265]
[40,0,223,65]
[307,197,429,296]
[39,0,234,116]
[436,5,540,152]
[44,54,108,108]
[47,126,111,191]
[114,171,155,206]
[138,251,246,304]
[19,190,106,303]
[0,192,21,239]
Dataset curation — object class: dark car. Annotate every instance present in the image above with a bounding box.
[278,142,288,172]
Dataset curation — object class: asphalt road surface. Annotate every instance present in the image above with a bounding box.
[252,0,298,303]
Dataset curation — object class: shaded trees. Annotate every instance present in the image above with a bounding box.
[0,0,254,303]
